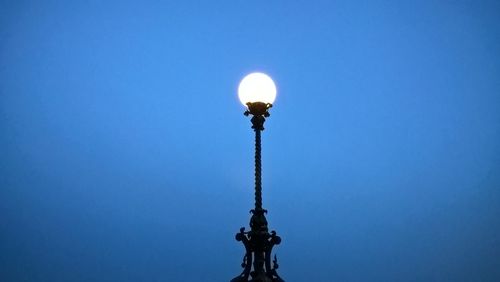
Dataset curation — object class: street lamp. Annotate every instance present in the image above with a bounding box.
[231,72,284,282]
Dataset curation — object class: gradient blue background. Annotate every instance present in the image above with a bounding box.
[1,1,499,281]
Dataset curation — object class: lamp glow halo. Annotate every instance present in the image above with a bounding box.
[238,72,277,105]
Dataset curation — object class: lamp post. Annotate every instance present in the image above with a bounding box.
[231,73,284,282]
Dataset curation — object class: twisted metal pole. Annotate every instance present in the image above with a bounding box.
[254,124,263,211]
[232,102,283,282]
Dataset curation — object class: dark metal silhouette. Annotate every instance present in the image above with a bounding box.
[231,102,284,282]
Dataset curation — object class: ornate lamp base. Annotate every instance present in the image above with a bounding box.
[231,209,284,282]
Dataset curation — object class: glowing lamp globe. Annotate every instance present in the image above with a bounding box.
[238,72,277,106]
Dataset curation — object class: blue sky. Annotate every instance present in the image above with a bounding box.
[1,1,499,281]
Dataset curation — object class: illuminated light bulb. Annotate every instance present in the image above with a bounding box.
[238,72,277,106]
